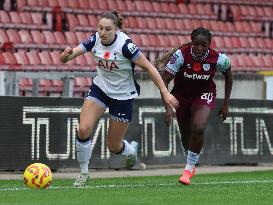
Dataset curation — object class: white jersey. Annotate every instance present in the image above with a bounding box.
[79,31,141,100]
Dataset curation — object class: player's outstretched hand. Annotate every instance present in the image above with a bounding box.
[218,105,228,122]
[60,47,73,63]
[63,47,73,56]
[160,90,179,110]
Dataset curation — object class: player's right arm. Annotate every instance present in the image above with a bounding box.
[60,46,84,63]
[61,33,96,63]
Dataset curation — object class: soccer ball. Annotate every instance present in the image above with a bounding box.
[23,163,53,189]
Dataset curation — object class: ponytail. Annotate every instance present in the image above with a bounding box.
[112,10,127,33]
[154,42,191,71]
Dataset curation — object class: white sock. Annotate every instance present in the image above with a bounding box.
[120,140,135,156]
[185,150,200,173]
[183,148,188,157]
[76,139,92,173]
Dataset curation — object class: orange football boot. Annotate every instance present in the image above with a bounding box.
[190,167,196,179]
[179,168,195,185]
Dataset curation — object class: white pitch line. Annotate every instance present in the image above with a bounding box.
[1,180,273,191]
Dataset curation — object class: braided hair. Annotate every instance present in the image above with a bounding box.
[191,27,212,44]
[154,27,212,71]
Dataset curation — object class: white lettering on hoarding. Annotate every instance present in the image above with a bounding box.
[138,106,181,157]
[22,107,110,160]
[224,107,273,156]
[22,106,273,161]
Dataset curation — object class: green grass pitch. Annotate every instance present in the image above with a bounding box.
[1,170,273,205]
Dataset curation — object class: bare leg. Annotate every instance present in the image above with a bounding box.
[78,100,105,139]
[189,104,211,154]
[73,99,105,187]
[176,101,191,156]
[179,104,211,185]
[178,120,191,155]
[106,119,129,153]
[107,119,138,169]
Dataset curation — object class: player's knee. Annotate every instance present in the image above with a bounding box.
[192,124,205,136]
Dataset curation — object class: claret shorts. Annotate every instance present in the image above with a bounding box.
[175,92,216,121]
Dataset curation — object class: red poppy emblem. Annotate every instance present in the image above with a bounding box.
[193,63,201,72]
[103,51,110,59]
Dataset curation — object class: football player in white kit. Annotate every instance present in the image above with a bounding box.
[60,11,179,187]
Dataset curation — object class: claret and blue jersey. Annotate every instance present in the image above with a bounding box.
[166,44,231,97]
[79,31,141,100]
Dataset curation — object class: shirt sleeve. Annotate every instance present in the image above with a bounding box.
[79,34,96,53]
[122,39,141,62]
[216,53,231,73]
[165,49,184,75]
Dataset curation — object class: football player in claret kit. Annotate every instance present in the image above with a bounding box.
[155,27,233,185]
[60,10,178,187]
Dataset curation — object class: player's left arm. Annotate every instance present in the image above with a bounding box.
[216,54,233,122]
[134,54,179,109]
[122,40,178,109]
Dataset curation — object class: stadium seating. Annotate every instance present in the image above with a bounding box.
[230,5,273,21]
[17,0,218,20]
[65,13,265,38]
[64,31,78,45]
[0,29,9,43]
[19,76,92,97]
[191,0,273,6]
[0,0,273,96]
[0,10,50,30]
